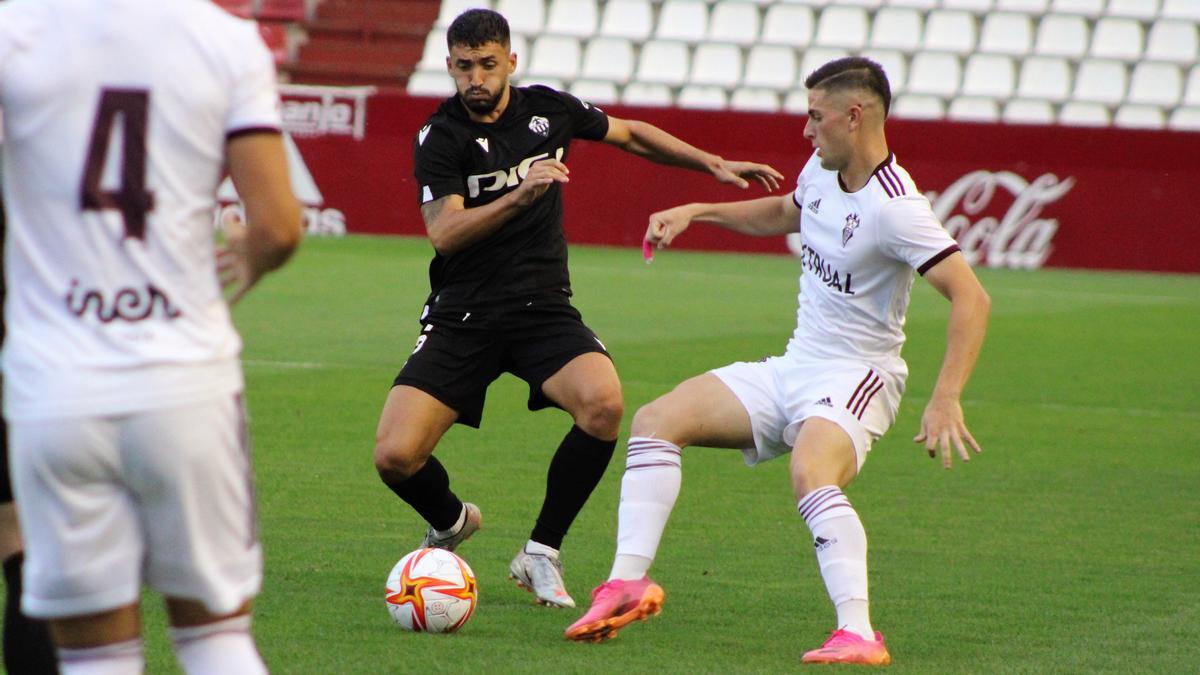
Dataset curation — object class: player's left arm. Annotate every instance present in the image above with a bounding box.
[916,253,991,469]
[601,116,783,192]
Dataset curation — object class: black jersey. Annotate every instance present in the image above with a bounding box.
[413,85,609,313]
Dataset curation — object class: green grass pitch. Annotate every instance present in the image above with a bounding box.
[28,235,1200,673]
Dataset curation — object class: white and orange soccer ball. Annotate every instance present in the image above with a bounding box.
[385,547,478,633]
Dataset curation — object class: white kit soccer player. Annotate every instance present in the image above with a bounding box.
[0,0,301,673]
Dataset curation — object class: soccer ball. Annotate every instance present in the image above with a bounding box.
[385,547,478,633]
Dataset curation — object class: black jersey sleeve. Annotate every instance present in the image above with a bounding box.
[553,88,609,142]
[413,121,466,204]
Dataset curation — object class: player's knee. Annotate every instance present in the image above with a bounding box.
[372,433,428,479]
[575,389,624,439]
[629,399,670,439]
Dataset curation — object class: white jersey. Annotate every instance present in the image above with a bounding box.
[786,152,959,381]
[0,0,281,420]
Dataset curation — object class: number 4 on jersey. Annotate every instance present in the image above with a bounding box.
[80,88,156,240]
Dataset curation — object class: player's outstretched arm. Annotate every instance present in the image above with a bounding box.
[602,116,783,192]
[422,159,569,256]
[218,132,303,305]
[913,253,991,469]
[645,195,800,250]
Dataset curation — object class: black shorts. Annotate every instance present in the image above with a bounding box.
[393,299,610,428]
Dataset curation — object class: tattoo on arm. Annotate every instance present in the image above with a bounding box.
[421,196,449,227]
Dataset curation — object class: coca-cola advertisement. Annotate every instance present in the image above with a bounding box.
[283,90,1200,274]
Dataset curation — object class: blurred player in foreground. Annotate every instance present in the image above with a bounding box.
[0,0,302,672]
[567,57,991,666]
[374,8,783,609]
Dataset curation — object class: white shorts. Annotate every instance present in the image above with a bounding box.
[710,356,904,471]
[9,394,262,619]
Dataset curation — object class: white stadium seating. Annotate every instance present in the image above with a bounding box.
[409,0,1200,130]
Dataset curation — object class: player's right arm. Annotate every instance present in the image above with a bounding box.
[644,194,801,250]
[218,132,304,305]
[421,159,569,256]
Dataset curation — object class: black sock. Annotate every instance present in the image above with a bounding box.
[3,552,58,674]
[381,456,463,531]
[531,425,617,550]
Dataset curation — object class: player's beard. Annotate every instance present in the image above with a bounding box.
[461,84,506,115]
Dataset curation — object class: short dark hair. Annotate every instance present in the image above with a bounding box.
[446,9,510,50]
[804,57,892,116]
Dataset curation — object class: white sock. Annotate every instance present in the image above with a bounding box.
[437,504,467,536]
[798,486,874,640]
[57,639,144,675]
[524,540,559,559]
[169,615,266,675]
[610,437,682,581]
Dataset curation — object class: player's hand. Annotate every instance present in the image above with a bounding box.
[216,209,260,306]
[511,158,569,207]
[913,395,982,469]
[645,205,695,250]
[711,159,784,192]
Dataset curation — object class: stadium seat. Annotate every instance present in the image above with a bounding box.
[923,10,977,55]
[257,0,307,22]
[869,8,923,53]
[214,0,254,18]
[978,13,1033,55]
[906,52,962,97]
[527,36,580,80]
[437,0,492,28]
[860,49,907,93]
[743,45,798,91]
[1113,104,1165,129]
[888,0,937,8]
[516,75,564,90]
[690,43,742,88]
[1058,101,1110,125]
[891,94,946,119]
[948,97,1001,122]
[1090,18,1144,61]
[621,81,673,106]
[570,79,619,104]
[580,38,635,83]
[1185,66,1200,106]
[961,54,1015,98]
[635,40,690,86]
[798,48,850,85]
[1002,99,1056,124]
[761,5,815,48]
[835,0,882,8]
[599,0,653,40]
[256,22,291,65]
[509,34,529,68]
[1145,21,1199,65]
[995,0,1050,12]
[1034,14,1090,58]
[783,89,809,114]
[677,85,728,110]
[495,0,544,34]
[730,88,781,113]
[1049,0,1104,17]
[545,0,599,38]
[1162,0,1200,21]
[708,1,760,46]
[408,70,456,96]
[1072,59,1127,104]
[941,0,994,13]
[1167,106,1200,131]
[656,0,709,43]
[419,30,448,70]
[814,6,869,50]
[1016,56,1071,102]
[1105,0,1160,20]
[1127,62,1183,107]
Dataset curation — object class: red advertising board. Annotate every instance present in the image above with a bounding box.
[273,85,1200,274]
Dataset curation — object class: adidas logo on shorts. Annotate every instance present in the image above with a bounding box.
[815,397,833,407]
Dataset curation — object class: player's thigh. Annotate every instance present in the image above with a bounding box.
[124,396,261,617]
[9,416,144,620]
[374,385,459,465]
[633,372,755,449]
[789,417,859,495]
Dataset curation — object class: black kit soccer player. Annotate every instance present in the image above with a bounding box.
[373,8,784,608]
